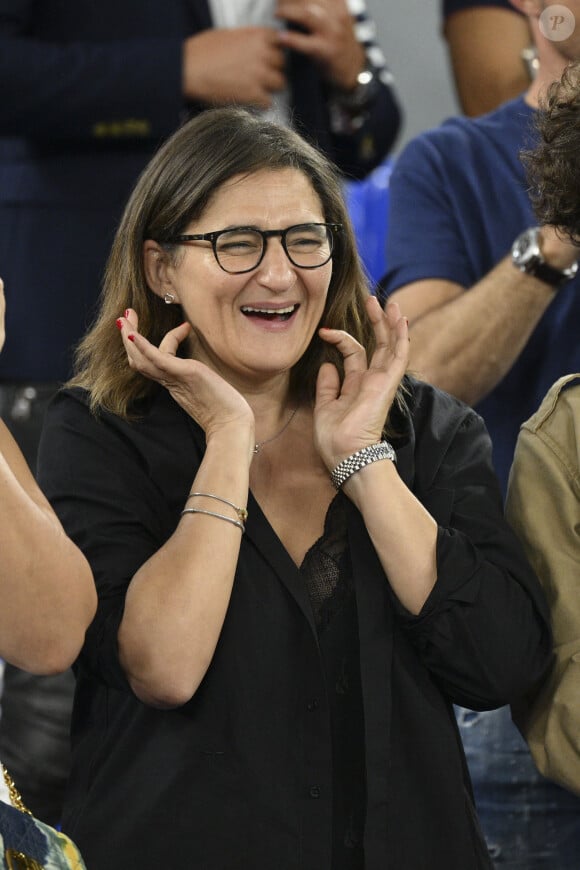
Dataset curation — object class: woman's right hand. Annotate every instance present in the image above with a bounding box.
[117,309,255,451]
[116,310,253,707]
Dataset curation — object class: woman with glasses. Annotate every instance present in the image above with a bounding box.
[37,107,551,870]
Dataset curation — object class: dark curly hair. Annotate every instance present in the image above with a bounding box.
[522,61,580,243]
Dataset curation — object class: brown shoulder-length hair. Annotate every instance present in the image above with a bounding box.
[71,106,404,424]
[522,61,580,242]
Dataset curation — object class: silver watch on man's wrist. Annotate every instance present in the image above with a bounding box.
[335,63,380,113]
[330,61,381,134]
[511,226,579,288]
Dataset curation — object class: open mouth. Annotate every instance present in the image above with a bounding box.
[240,304,298,322]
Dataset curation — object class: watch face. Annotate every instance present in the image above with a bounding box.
[511,226,578,286]
[512,227,540,266]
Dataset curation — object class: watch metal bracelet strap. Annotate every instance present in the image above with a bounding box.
[330,441,397,490]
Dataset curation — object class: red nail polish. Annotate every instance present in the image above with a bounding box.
[127,333,135,342]
[116,318,123,330]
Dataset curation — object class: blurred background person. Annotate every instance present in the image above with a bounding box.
[383,0,580,495]
[442,0,535,116]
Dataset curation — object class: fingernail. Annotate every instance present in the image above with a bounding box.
[127,333,135,342]
[124,309,130,318]
[116,318,123,330]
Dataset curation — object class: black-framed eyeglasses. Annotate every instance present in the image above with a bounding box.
[166,222,342,274]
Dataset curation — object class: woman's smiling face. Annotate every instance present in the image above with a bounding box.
[145,167,333,390]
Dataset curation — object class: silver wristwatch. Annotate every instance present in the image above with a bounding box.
[329,62,381,135]
[335,63,380,113]
[511,227,579,288]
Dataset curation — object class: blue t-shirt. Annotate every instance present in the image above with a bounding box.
[443,0,518,16]
[382,96,580,493]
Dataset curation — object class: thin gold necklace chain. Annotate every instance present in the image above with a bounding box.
[253,406,298,455]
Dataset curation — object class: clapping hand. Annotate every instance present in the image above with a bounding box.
[117,310,255,451]
[314,297,409,471]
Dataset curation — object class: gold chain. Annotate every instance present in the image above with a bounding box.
[1,764,32,815]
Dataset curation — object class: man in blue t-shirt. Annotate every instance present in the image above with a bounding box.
[383,0,580,496]
[381,1,580,866]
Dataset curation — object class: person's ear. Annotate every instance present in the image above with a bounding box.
[143,240,180,303]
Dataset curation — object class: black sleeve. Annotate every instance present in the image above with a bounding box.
[395,388,552,711]
[37,390,191,692]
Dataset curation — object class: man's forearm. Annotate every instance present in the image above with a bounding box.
[406,256,556,405]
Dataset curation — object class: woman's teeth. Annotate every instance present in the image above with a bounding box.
[241,305,297,320]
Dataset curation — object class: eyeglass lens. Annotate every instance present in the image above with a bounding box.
[215,224,333,272]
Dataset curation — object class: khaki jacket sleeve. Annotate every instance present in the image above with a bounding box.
[506,375,580,796]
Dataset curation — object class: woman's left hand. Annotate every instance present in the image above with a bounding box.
[314,297,409,471]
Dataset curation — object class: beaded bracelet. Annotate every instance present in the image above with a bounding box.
[330,441,396,490]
